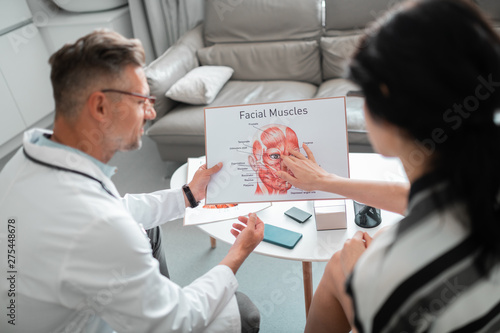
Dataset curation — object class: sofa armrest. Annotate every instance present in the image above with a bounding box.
[145,24,204,119]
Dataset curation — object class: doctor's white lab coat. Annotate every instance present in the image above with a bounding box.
[0,129,241,333]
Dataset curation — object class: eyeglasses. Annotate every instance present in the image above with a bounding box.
[101,89,156,108]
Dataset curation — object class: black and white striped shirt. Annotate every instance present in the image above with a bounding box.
[347,173,500,333]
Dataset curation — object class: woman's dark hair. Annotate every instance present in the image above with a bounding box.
[349,0,500,273]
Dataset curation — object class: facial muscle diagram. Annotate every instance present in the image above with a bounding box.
[205,98,348,204]
[248,124,300,195]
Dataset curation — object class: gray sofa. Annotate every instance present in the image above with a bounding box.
[145,0,500,162]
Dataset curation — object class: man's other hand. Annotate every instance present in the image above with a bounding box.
[220,213,265,274]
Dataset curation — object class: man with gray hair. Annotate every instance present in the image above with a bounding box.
[0,29,263,333]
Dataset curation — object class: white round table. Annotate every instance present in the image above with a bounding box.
[171,153,406,316]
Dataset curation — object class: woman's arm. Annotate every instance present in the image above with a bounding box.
[279,144,409,215]
[321,177,409,215]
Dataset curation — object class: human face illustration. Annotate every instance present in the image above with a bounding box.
[249,124,300,194]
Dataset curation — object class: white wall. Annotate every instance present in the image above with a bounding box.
[0,0,54,159]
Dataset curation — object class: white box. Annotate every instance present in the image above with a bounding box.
[314,200,347,230]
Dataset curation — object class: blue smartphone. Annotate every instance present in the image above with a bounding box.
[263,224,303,249]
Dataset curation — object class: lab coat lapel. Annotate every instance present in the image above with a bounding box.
[22,129,121,199]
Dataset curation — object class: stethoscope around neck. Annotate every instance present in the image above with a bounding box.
[22,148,117,198]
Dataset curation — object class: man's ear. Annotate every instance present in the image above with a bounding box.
[86,91,110,122]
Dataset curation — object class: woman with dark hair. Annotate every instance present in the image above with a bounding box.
[279,0,500,331]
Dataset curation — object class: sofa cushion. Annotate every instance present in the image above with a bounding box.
[204,0,322,45]
[324,0,395,34]
[321,35,362,80]
[315,78,369,145]
[147,80,318,148]
[197,41,322,85]
[165,66,234,105]
[145,25,204,119]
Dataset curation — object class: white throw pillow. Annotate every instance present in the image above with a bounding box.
[165,66,234,105]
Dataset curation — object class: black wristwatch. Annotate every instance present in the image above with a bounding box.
[182,184,200,208]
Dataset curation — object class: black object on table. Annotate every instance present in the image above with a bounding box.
[353,201,382,228]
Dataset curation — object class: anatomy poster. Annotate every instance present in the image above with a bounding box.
[204,97,349,204]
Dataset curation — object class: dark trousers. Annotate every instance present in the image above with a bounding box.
[146,226,170,278]
[146,226,260,333]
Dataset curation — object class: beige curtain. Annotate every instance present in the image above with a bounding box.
[128,0,204,64]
